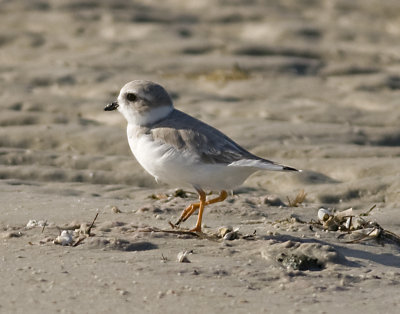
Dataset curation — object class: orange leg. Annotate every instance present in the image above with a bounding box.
[181,190,228,222]
[175,190,228,232]
[175,190,228,225]
[175,202,200,226]
[181,203,200,222]
[190,189,206,232]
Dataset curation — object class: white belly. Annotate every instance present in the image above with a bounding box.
[127,125,255,190]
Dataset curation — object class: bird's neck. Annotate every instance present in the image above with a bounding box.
[125,105,174,126]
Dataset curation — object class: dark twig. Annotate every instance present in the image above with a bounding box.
[142,226,199,237]
[87,213,99,236]
[161,254,168,262]
[138,226,222,241]
[72,213,99,247]
[72,237,86,247]
[360,204,376,217]
[41,220,47,233]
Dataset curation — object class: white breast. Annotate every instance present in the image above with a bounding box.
[126,124,256,190]
[127,124,167,181]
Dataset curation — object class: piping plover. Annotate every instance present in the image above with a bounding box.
[105,80,299,232]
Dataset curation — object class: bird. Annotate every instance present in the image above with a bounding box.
[105,80,299,232]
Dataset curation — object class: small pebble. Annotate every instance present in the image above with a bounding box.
[112,206,121,213]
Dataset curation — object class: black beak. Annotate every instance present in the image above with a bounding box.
[104,101,119,111]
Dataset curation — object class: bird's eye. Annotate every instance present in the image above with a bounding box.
[126,93,137,102]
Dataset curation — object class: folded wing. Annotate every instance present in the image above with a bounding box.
[151,110,299,172]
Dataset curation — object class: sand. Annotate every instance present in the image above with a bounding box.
[1,0,400,313]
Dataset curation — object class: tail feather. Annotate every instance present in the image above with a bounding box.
[229,159,301,172]
[282,165,300,172]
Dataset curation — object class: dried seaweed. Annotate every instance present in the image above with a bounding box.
[287,190,307,207]
[315,206,400,246]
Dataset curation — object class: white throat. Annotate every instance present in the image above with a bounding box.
[121,105,173,126]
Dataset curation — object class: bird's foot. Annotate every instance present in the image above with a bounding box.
[189,225,202,233]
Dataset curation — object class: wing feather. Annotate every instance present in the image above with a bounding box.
[151,110,298,171]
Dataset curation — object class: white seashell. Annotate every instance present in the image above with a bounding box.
[223,227,240,240]
[26,220,38,229]
[223,231,237,240]
[54,230,74,246]
[177,251,191,263]
[345,217,352,230]
[318,208,332,222]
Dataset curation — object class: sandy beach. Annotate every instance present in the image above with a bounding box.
[1,0,400,313]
